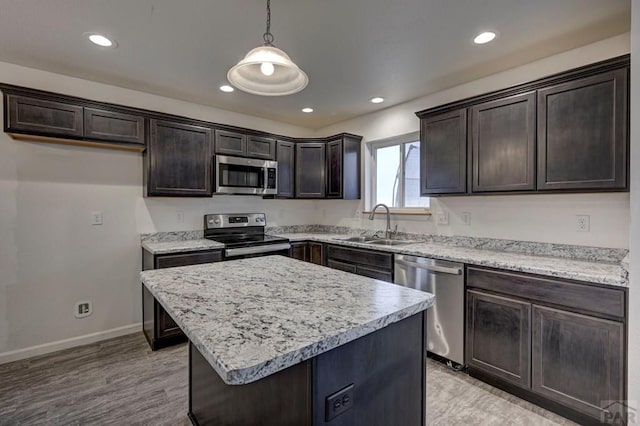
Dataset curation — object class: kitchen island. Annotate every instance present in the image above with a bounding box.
[140,255,435,426]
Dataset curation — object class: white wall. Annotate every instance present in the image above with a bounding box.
[315,34,631,249]
[627,0,640,419]
[0,61,320,356]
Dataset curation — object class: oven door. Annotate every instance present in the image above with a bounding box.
[215,155,277,195]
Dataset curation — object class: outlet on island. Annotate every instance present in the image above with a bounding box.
[325,383,354,421]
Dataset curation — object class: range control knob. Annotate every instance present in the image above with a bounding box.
[255,217,263,222]
[214,219,221,224]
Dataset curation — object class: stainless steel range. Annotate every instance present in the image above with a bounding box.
[204,213,290,259]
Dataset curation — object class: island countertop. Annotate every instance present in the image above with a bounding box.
[140,255,434,385]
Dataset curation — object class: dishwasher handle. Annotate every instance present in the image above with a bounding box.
[395,258,462,275]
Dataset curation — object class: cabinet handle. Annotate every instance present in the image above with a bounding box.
[395,259,462,275]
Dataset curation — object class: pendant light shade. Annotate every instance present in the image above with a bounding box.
[227,45,308,96]
[227,0,308,96]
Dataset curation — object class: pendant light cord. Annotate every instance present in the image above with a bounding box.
[263,0,274,46]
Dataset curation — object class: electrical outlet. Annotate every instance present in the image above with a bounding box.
[74,301,92,318]
[177,210,185,223]
[436,212,449,226]
[91,211,103,225]
[325,384,354,421]
[461,212,471,226]
[354,210,362,219]
[576,215,590,232]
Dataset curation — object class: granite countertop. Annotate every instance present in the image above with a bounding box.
[277,233,626,287]
[140,256,434,385]
[142,239,225,255]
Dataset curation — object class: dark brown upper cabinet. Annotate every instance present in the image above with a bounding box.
[471,92,536,192]
[84,107,145,145]
[415,55,629,197]
[6,94,84,138]
[247,135,276,160]
[214,129,246,157]
[326,135,362,199]
[146,119,213,197]
[276,140,295,198]
[537,68,628,191]
[420,109,467,195]
[295,142,326,198]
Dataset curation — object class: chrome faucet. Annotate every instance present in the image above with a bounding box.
[368,203,397,239]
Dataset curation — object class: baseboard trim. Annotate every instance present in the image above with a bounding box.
[0,323,141,365]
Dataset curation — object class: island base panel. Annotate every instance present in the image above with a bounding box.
[189,344,313,425]
[188,312,426,426]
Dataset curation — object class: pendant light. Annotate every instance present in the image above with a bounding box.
[227,0,308,96]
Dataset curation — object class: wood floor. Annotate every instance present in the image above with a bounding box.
[0,332,575,425]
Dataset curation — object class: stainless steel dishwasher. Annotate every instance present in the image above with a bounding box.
[394,254,465,366]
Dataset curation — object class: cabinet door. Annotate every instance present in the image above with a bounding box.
[326,139,343,198]
[342,135,362,200]
[295,143,326,198]
[472,92,536,192]
[466,290,531,388]
[276,140,295,198]
[147,119,213,196]
[420,109,467,195]
[84,107,145,145]
[355,265,392,282]
[247,135,276,160]
[308,242,324,265]
[6,94,83,137]
[327,259,357,274]
[537,69,628,190]
[289,242,308,262]
[532,305,624,421]
[156,305,183,339]
[214,129,246,157]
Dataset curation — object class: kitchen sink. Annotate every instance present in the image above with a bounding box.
[365,239,420,246]
[337,236,375,243]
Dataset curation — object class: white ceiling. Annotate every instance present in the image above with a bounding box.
[0,0,630,129]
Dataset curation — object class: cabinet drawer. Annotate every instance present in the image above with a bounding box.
[326,245,393,270]
[155,250,223,269]
[7,94,83,137]
[84,107,145,145]
[467,266,625,318]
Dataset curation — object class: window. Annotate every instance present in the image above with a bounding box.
[368,134,430,212]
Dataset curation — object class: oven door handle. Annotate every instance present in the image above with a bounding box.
[225,243,291,257]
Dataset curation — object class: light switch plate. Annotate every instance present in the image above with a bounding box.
[91,211,103,225]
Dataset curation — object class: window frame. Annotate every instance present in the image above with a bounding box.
[366,132,430,215]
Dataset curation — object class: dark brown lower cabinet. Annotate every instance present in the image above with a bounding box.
[289,241,324,265]
[325,245,393,283]
[466,290,531,389]
[142,248,223,350]
[466,266,627,425]
[532,305,624,421]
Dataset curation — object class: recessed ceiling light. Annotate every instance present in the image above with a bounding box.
[370,97,384,104]
[302,107,314,113]
[220,85,234,93]
[87,34,115,48]
[473,31,496,44]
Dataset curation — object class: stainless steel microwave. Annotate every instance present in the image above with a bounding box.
[215,155,277,195]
